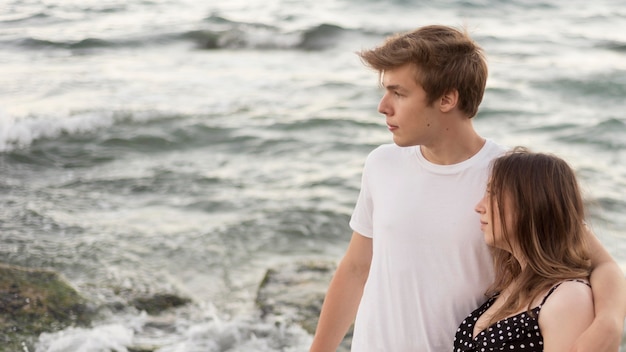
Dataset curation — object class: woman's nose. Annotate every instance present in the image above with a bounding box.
[475,195,486,213]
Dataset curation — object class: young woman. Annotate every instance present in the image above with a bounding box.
[454,147,595,352]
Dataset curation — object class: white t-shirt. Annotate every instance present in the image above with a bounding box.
[349,139,507,351]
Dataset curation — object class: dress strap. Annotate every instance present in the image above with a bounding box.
[539,279,591,306]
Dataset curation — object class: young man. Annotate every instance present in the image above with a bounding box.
[309,25,626,352]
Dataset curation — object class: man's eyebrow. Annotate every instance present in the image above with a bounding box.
[383,84,403,91]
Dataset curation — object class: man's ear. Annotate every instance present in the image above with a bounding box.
[439,89,459,113]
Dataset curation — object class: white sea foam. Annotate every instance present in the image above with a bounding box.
[152,317,312,352]
[0,109,178,152]
[35,324,134,352]
[32,309,312,352]
[0,109,114,152]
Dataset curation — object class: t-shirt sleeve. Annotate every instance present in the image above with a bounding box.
[349,158,374,238]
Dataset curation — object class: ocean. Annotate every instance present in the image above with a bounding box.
[1,0,625,350]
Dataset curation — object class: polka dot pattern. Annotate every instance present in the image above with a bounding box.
[453,302,543,352]
[452,280,589,351]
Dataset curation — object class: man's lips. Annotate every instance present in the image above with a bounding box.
[387,122,398,131]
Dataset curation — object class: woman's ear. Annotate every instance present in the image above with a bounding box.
[439,89,459,113]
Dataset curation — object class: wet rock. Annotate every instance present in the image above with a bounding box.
[128,346,159,352]
[0,262,192,352]
[256,260,352,352]
[130,293,191,315]
[0,263,94,352]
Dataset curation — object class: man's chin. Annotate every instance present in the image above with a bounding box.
[393,138,418,148]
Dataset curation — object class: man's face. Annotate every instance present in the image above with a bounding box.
[378,64,439,147]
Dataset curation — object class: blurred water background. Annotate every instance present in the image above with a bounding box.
[0,0,625,350]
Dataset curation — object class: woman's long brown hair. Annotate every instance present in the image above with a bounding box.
[485,147,592,326]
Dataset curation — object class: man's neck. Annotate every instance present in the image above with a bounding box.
[420,134,486,165]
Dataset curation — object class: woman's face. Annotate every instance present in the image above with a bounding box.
[475,183,514,251]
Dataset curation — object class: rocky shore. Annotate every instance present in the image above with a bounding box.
[6,260,623,352]
[255,260,352,352]
[0,263,92,351]
[0,263,190,352]
[0,260,343,352]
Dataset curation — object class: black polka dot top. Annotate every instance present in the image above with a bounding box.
[453,280,590,352]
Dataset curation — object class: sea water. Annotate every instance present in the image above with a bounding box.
[1,0,625,350]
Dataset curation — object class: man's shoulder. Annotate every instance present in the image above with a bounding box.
[483,139,509,159]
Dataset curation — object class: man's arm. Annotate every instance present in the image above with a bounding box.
[309,232,372,352]
[572,227,626,352]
